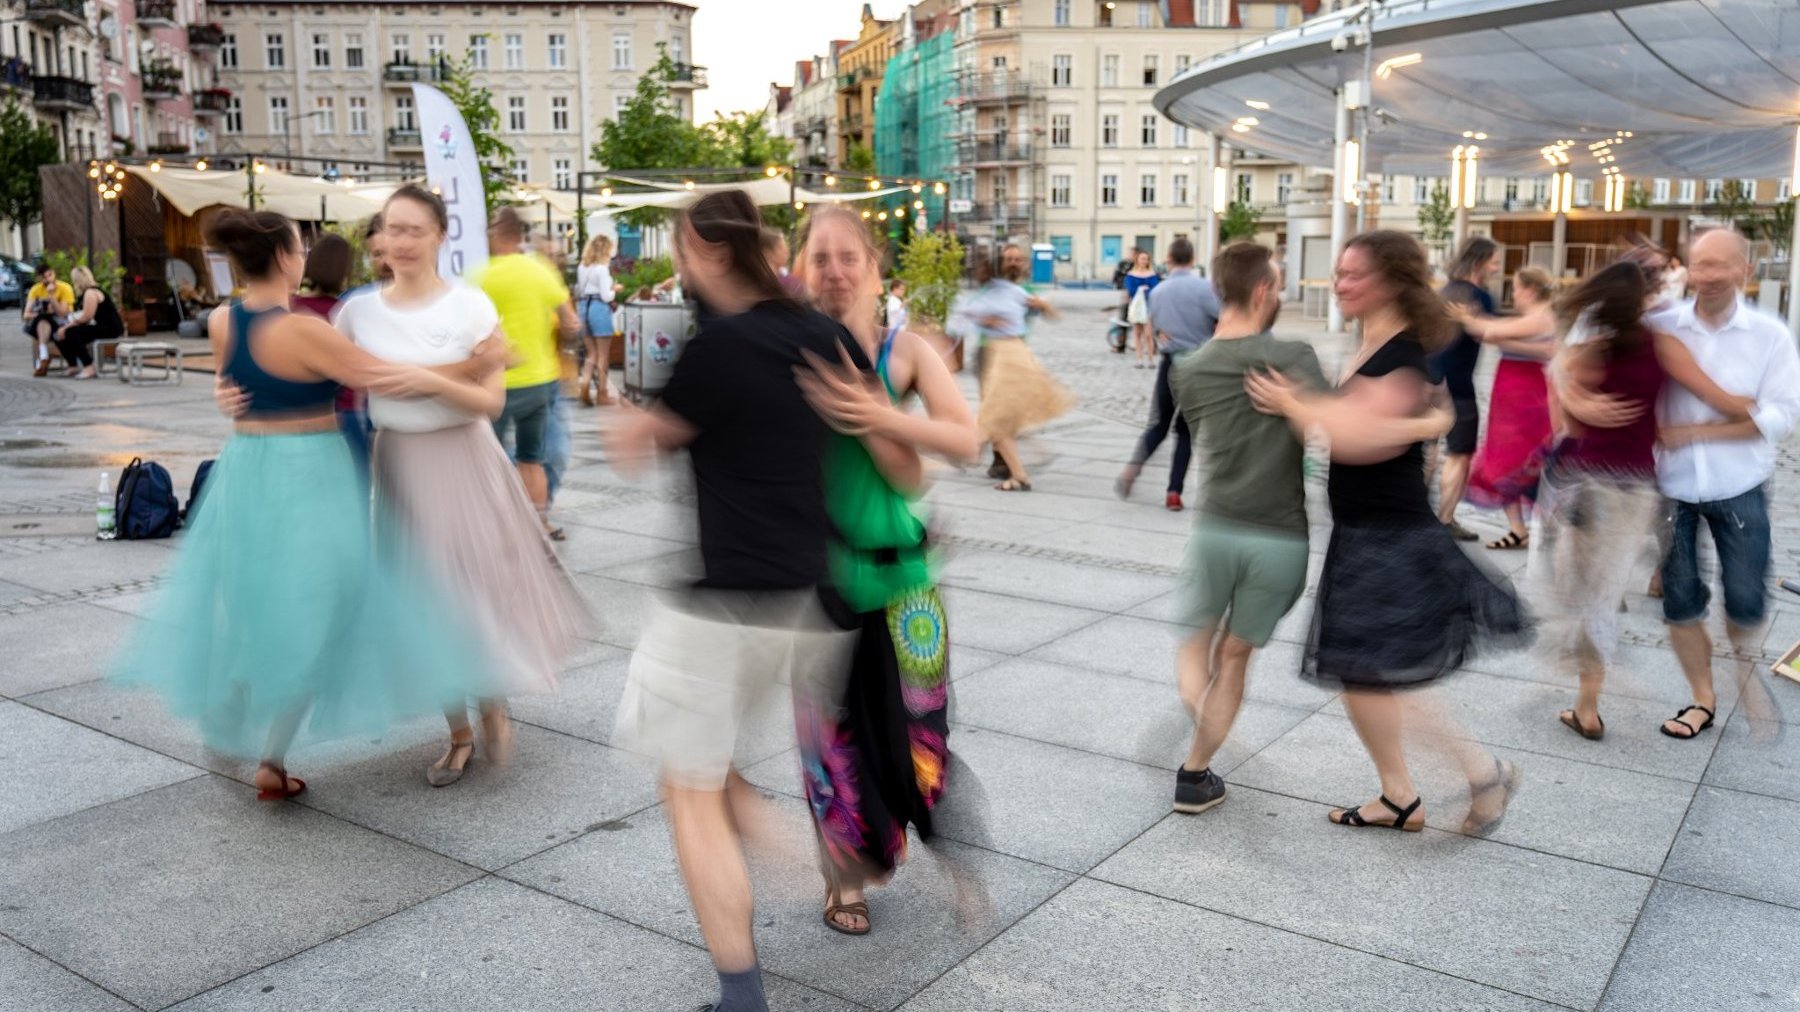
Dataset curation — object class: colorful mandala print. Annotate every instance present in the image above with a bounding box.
[888,589,949,717]
[795,705,870,866]
[910,723,949,809]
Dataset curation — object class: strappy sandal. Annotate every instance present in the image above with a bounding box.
[994,477,1032,492]
[823,883,871,936]
[254,762,306,801]
[426,738,476,787]
[1486,531,1528,550]
[1462,758,1519,836]
[1559,709,1606,741]
[1660,704,1715,740]
[1328,794,1424,831]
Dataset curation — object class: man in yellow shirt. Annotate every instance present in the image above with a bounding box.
[24,264,73,377]
[474,207,580,517]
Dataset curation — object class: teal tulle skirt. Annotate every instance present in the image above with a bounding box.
[112,431,500,759]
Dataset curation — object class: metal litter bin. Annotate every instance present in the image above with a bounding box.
[620,301,696,403]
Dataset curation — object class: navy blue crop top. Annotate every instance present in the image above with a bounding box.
[222,301,339,416]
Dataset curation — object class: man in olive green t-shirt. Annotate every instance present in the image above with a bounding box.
[1166,242,1325,816]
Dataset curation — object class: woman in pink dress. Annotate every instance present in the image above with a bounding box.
[1454,267,1557,550]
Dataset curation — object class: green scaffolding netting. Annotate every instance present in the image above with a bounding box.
[874,30,954,225]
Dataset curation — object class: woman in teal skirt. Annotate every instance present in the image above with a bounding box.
[113,209,501,800]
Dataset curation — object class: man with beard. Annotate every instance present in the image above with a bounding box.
[1166,242,1325,814]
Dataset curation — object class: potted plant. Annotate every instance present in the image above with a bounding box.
[120,277,148,336]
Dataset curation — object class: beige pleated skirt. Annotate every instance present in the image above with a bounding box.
[373,421,588,697]
[978,338,1076,439]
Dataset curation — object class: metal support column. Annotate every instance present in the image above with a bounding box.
[1328,89,1350,334]
[1551,211,1568,280]
[1787,194,1800,337]
[1200,132,1222,276]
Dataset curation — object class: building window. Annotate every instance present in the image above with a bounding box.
[1275,3,1291,28]
[268,95,289,134]
[1140,114,1157,146]
[1197,0,1227,26]
[1101,53,1118,87]
[1236,172,1252,202]
[1051,54,1071,87]
[1172,124,1189,147]
[390,32,410,64]
[611,33,631,70]
[1737,178,1757,200]
[1678,179,1696,203]
[1576,179,1594,206]
[394,94,415,131]
[348,95,368,135]
[1276,172,1293,204]
[1652,178,1670,204]
[1531,177,1549,206]
[223,96,243,134]
[505,33,524,70]
[1702,178,1724,201]
[1504,177,1520,205]
[1051,235,1072,262]
[1175,53,1191,74]
[1098,2,1113,27]
[1137,1,1153,27]
[1414,176,1432,204]
[1781,179,1793,202]
[311,32,330,68]
[345,32,364,69]
[1140,173,1156,205]
[1101,114,1118,147]
[220,33,238,69]
[670,33,684,65]
[1100,173,1118,207]
[507,95,526,133]
[426,33,446,64]
[1142,55,1157,86]
[1050,173,1071,207]
[1051,113,1071,147]
[547,32,567,69]
[614,94,630,116]
[553,157,572,189]
[265,32,285,69]
[509,158,529,182]
[313,96,335,134]
[1053,0,1070,25]
[551,95,569,132]
[1172,173,1190,205]
[1382,176,1397,204]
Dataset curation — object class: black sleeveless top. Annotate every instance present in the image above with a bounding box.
[1326,334,1436,527]
[221,301,340,416]
[84,288,124,336]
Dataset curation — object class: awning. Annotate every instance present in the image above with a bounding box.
[1156,0,1800,178]
[125,165,387,221]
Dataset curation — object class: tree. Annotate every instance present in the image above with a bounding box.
[1417,184,1455,245]
[593,45,720,229]
[1219,200,1262,243]
[1623,181,1651,211]
[1767,199,1795,255]
[844,142,876,174]
[0,102,62,257]
[895,230,964,330]
[704,110,791,170]
[439,46,516,215]
[1709,179,1756,231]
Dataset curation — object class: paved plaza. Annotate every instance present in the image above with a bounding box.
[2,290,1799,1011]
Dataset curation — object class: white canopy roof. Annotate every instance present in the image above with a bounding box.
[1156,0,1800,178]
[124,165,387,221]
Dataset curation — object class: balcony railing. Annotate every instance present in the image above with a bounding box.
[797,114,827,137]
[842,113,865,136]
[32,75,93,110]
[193,88,230,113]
[967,201,1036,222]
[142,62,182,98]
[135,0,178,26]
[386,127,422,148]
[188,24,226,49]
[959,141,1033,165]
[669,62,706,87]
[383,61,444,84]
[0,56,30,93]
[837,68,865,90]
[147,132,187,155]
[25,0,85,27]
[959,70,1033,103]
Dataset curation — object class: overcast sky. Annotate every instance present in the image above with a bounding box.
[692,1,908,123]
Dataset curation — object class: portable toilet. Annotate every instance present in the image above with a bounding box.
[1031,243,1055,285]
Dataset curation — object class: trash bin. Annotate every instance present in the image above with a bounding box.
[621,301,696,403]
[1031,243,1055,285]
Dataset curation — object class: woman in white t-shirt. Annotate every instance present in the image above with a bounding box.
[574,234,620,405]
[335,184,588,788]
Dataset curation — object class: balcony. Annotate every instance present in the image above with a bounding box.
[25,0,85,28]
[147,132,187,155]
[796,114,826,138]
[841,111,865,137]
[958,141,1033,166]
[188,23,226,49]
[141,61,181,100]
[32,75,93,112]
[383,61,444,85]
[135,0,178,28]
[386,127,422,149]
[837,68,865,91]
[960,71,1033,104]
[966,201,1036,222]
[668,62,706,88]
[0,56,31,95]
[193,88,230,113]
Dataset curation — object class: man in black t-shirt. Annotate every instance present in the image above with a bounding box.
[1430,237,1501,541]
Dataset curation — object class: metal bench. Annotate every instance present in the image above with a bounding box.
[92,337,122,377]
[116,341,183,385]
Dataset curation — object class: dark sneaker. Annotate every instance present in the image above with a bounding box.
[1174,767,1226,814]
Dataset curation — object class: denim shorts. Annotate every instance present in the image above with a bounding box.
[493,381,557,464]
[1661,483,1771,628]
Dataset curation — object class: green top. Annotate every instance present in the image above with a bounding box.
[826,329,933,613]
[1171,331,1326,536]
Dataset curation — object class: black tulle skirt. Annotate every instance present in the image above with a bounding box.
[1304,522,1532,688]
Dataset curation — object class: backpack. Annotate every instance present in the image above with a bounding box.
[184,459,215,522]
[114,457,179,540]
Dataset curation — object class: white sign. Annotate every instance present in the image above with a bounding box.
[948,198,973,214]
[412,83,488,279]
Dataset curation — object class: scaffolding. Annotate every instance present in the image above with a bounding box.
[874,29,956,227]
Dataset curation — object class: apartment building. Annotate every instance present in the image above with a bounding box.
[210,0,700,185]
[835,4,896,165]
[1,0,109,163]
[96,0,220,159]
[789,48,839,169]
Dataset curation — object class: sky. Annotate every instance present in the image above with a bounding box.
[691,1,908,124]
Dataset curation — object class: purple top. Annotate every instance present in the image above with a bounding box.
[1560,328,1665,476]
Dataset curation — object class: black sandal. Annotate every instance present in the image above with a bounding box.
[1559,709,1606,741]
[1660,704,1715,740]
[1462,758,1519,836]
[1485,531,1528,550]
[1328,794,1423,832]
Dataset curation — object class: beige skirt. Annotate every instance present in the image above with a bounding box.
[373,421,588,697]
[978,339,1076,439]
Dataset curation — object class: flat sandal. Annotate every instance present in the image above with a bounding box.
[1328,794,1423,832]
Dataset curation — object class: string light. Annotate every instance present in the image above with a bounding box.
[932,182,946,195]
[894,206,905,218]
[793,200,804,210]
[860,209,871,219]
[253,160,267,174]
[149,160,162,173]
[913,200,924,210]
[867,178,880,191]
[194,158,208,171]
[824,174,836,186]
[877,211,888,221]
[910,182,922,194]
[683,180,695,190]
[600,186,612,198]
[764,165,779,177]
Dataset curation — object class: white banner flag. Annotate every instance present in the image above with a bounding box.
[411,83,488,279]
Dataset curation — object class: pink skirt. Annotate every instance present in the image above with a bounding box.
[373,421,588,697]
[1468,358,1551,509]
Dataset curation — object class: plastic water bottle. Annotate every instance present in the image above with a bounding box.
[96,472,116,541]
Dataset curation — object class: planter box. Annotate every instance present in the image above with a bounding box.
[121,309,148,336]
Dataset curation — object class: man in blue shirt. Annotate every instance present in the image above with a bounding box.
[1117,238,1220,510]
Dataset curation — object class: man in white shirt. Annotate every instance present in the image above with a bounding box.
[885,278,908,331]
[1650,228,1800,739]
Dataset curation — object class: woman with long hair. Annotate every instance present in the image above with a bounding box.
[334,184,588,786]
[952,250,1074,492]
[575,233,618,405]
[1539,260,1750,741]
[1124,248,1161,369]
[52,266,124,379]
[294,233,352,318]
[1248,230,1530,835]
[1454,266,1557,548]
[114,209,493,799]
[789,204,981,935]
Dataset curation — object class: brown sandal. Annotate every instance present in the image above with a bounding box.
[254,762,307,801]
[1559,709,1606,741]
[823,884,870,936]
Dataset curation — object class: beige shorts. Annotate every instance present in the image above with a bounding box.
[613,588,853,790]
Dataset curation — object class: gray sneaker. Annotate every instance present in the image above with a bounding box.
[1173,767,1226,814]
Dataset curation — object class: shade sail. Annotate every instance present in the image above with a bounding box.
[1156,0,1800,178]
[125,166,387,221]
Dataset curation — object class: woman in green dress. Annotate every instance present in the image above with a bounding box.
[792,205,982,935]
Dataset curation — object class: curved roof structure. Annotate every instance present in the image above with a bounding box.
[1155,0,1800,178]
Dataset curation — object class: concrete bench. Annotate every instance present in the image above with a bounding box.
[116,341,183,386]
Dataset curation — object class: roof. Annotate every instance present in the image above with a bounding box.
[1156,0,1800,178]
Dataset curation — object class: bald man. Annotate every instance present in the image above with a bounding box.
[1650,228,1800,740]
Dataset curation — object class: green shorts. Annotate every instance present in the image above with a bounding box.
[1179,518,1309,647]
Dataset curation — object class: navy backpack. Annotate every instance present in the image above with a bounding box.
[115,457,179,540]
[184,459,215,522]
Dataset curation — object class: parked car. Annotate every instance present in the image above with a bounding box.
[0,268,18,308]
[0,255,35,296]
